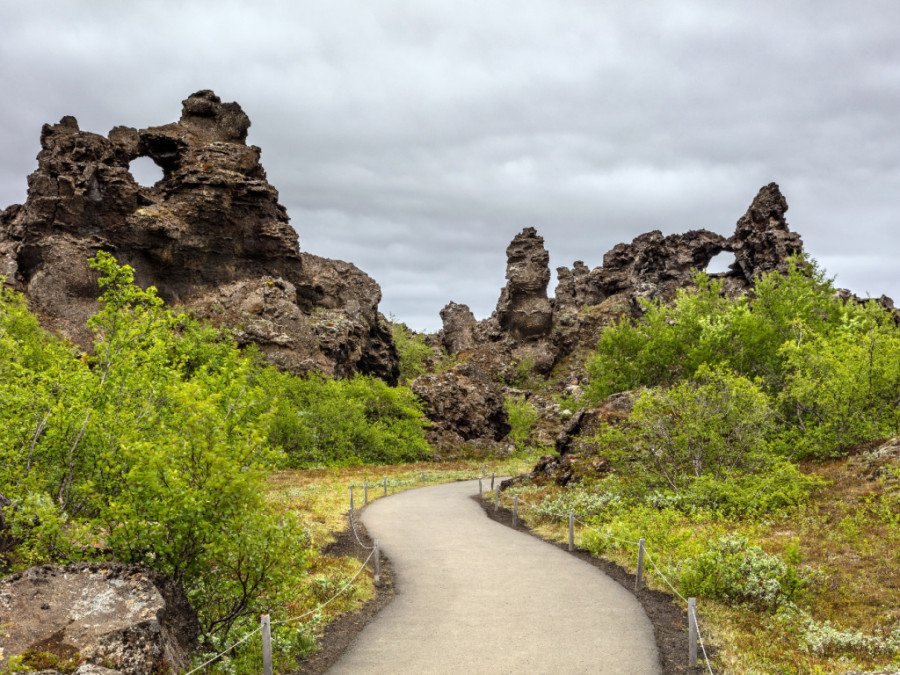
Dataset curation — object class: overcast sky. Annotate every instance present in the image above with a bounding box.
[2,1,899,331]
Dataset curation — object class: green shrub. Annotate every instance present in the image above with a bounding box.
[644,461,824,516]
[585,255,851,402]
[779,310,900,457]
[264,370,431,467]
[599,367,772,491]
[536,488,622,519]
[505,395,539,453]
[389,320,432,383]
[680,534,806,610]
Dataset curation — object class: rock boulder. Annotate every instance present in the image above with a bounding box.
[411,363,511,447]
[0,562,199,674]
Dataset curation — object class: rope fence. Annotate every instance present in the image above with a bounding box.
[507,489,715,674]
[185,548,376,674]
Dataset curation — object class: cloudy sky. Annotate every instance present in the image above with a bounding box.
[2,1,899,331]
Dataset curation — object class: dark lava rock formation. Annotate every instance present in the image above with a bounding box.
[411,362,511,450]
[495,227,553,342]
[0,90,398,383]
[0,562,199,673]
[439,182,804,379]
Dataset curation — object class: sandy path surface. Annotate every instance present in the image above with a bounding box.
[328,479,661,674]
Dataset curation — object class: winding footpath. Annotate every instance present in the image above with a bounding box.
[328,480,661,674]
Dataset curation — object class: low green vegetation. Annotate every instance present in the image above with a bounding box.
[0,253,431,670]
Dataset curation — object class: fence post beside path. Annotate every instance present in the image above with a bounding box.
[374,539,381,584]
[478,477,483,494]
[491,472,494,490]
[349,486,354,511]
[513,494,519,528]
[688,597,698,667]
[421,471,425,484]
[364,479,368,505]
[383,475,387,497]
[261,614,273,675]
[635,538,645,592]
[568,513,574,552]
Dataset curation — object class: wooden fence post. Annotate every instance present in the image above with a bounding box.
[421,471,425,484]
[374,539,381,584]
[568,513,575,552]
[635,538,645,592]
[513,495,519,527]
[478,477,483,494]
[383,475,387,497]
[261,614,273,675]
[349,485,354,511]
[491,472,495,490]
[688,597,698,667]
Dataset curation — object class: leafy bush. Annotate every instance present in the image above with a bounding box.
[389,320,432,383]
[643,461,824,516]
[680,534,806,610]
[600,367,772,491]
[801,615,900,657]
[586,256,850,402]
[265,370,431,466]
[535,487,622,519]
[505,395,539,453]
[779,310,900,457]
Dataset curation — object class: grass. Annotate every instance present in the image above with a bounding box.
[494,451,900,674]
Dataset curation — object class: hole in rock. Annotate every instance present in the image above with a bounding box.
[129,156,164,187]
[705,251,736,275]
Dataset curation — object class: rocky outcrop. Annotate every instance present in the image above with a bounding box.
[728,182,803,281]
[554,182,804,311]
[494,227,553,341]
[411,363,511,448]
[555,229,728,309]
[428,184,805,452]
[0,90,398,383]
[439,302,477,355]
[0,562,199,674]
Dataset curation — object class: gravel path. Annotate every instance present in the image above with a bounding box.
[328,479,661,674]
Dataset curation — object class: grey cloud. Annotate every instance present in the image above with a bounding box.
[3,0,900,332]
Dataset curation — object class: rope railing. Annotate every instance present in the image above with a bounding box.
[184,550,374,674]
[507,490,715,673]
